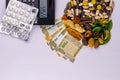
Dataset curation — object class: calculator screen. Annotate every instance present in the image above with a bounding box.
[39,0,47,18]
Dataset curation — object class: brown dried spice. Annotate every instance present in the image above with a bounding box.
[94,40,100,48]
[88,38,94,48]
[73,17,81,24]
[62,15,68,20]
[84,30,92,38]
[82,38,88,46]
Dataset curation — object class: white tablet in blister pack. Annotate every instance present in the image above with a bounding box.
[0,0,38,41]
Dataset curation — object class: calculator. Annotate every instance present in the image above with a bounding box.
[6,0,55,25]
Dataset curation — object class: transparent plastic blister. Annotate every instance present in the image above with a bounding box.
[0,0,38,41]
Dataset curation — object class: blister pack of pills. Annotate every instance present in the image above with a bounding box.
[6,0,55,25]
[0,0,38,41]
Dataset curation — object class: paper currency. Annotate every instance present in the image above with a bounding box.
[40,18,83,62]
[57,34,83,62]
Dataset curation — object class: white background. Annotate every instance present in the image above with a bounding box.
[0,0,120,80]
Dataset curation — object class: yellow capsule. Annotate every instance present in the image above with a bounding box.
[91,0,96,5]
[97,5,102,10]
[83,1,88,6]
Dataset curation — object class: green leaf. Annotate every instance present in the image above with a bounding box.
[92,27,103,32]
[106,20,113,31]
[103,33,111,45]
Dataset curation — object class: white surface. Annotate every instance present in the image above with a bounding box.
[0,0,120,80]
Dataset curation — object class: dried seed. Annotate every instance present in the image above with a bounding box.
[82,38,88,46]
[110,0,113,7]
[62,15,68,20]
[76,0,80,4]
[75,9,79,16]
[89,7,95,10]
[104,0,110,3]
[84,23,92,30]
[91,0,96,4]
[85,12,90,16]
[95,16,100,19]
[79,3,83,6]
[75,24,85,33]
[67,10,72,14]
[67,13,74,18]
[104,15,109,18]
[88,38,94,48]
[93,32,100,37]
[106,7,112,11]
[70,1,74,7]
[97,5,102,10]
[78,10,82,14]
[94,40,100,48]
[96,10,99,16]
[105,30,110,40]
[73,17,81,24]
[103,12,107,15]
[66,2,72,9]
[84,0,89,2]
[99,13,104,18]
[90,12,95,16]
[83,6,89,9]
[83,1,88,6]
[84,30,92,37]
[88,3,93,7]
[73,0,77,6]
[83,10,90,13]
[92,17,95,23]
[71,8,75,15]
[63,20,75,28]
[111,1,114,8]
[64,8,67,14]
[98,38,104,44]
